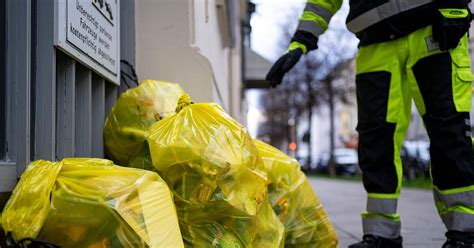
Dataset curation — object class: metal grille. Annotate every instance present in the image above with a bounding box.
[0,0,6,160]
[55,52,117,159]
[0,0,135,194]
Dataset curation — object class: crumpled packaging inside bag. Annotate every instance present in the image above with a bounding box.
[146,94,284,247]
[1,158,183,248]
[104,80,185,169]
[255,140,338,248]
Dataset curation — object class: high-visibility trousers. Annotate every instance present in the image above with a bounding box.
[356,25,474,239]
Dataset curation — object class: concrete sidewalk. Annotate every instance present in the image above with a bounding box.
[308,176,446,248]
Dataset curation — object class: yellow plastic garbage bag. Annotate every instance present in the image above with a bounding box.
[146,94,284,247]
[255,140,338,248]
[104,80,185,169]
[1,158,183,248]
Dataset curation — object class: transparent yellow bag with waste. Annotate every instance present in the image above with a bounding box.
[146,94,285,247]
[104,80,185,169]
[254,140,338,248]
[1,158,183,248]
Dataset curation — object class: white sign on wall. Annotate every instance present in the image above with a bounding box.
[56,0,120,85]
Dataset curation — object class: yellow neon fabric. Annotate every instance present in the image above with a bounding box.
[367,193,401,199]
[288,41,308,54]
[307,0,342,14]
[255,140,338,247]
[361,212,401,221]
[439,8,469,18]
[436,202,474,215]
[434,185,474,195]
[1,158,183,248]
[300,11,329,30]
[356,26,473,200]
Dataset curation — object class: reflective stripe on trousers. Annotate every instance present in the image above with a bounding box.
[434,186,474,232]
[363,197,400,238]
[356,25,474,236]
[362,214,401,239]
[441,212,474,232]
[367,197,398,214]
[347,0,433,33]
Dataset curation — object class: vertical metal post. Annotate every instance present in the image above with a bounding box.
[119,0,136,94]
[120,0,135,66]
[34,0,56,161]
[5,0,31,174]
[0,0,5,160]
[75,65,92,157]
[56,52,76,159]
[105,82,118,118]
[15,0,32,173]
[92,76,105,158]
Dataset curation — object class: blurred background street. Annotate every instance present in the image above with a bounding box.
[245,0,437,181]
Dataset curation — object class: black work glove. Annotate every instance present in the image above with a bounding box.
[432,0,472,51]
[266,31,318,88]
[266,48,304,88]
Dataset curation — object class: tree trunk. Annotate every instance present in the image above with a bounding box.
[307,106,313,168]
[328,81,337,177]
[306,79,313,169]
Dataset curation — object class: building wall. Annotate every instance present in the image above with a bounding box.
[306,101,357,160]
[135,0,243,120]
[0,0,136,210]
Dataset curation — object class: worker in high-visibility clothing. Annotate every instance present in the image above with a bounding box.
[266,0,474,247]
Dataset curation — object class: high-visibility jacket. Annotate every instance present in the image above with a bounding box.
[299,0,440,46]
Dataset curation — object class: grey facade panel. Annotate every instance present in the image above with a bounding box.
[56,52,76,160]
[0,0,5,160]
[105,82,119,117]
[92,76,106,158]
[1,0,135,195]
[14,0,31,175]
[5,0,32,175]
[34,0,56,161]
[119,0,137,94]
[120,0,135,64]
[75,65,93,157]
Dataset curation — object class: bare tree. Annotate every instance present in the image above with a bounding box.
[258,3,356,173]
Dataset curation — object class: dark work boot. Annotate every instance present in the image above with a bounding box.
[443,239,474,248]
[348,234,403,248]
[443,231,474,248]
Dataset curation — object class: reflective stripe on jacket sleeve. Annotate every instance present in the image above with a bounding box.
[297,0,342,37]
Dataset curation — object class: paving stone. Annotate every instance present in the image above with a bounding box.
[308,176,445,248]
